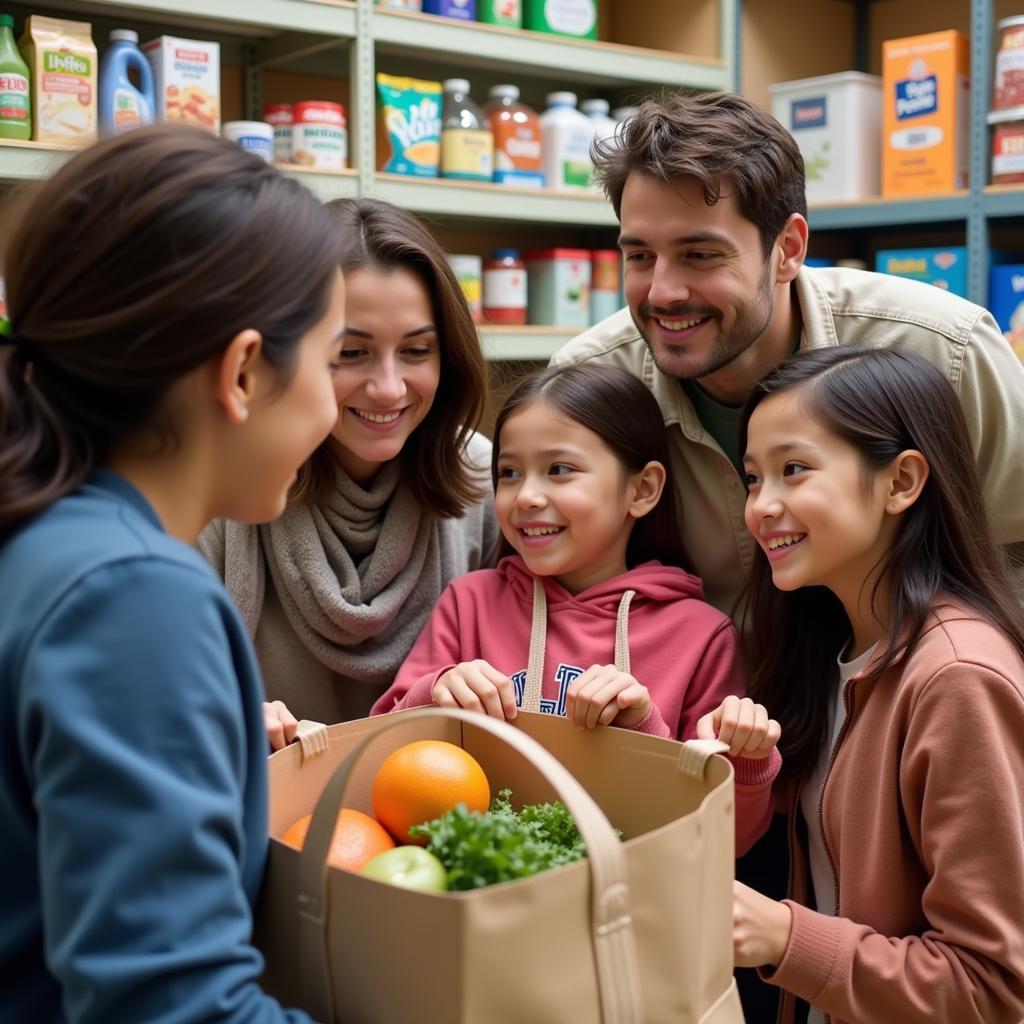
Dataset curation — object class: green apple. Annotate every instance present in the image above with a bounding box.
[360,845,448,892]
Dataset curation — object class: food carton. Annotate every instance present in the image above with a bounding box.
[142,35,219,132]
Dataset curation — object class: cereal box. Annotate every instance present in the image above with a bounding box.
[875,246,967,297]
[19,16,97,145]
[142,36,219,132]
[882,30,970,196]
[375,73,441,177]
[989,264,1024,362]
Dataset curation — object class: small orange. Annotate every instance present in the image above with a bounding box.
[372,740,490,845]
[279,808,395,872]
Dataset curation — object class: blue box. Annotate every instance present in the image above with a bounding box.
[422,0,475,18]
[804,257,834,268]
[874,246,967,297]
[989,265,1024,333]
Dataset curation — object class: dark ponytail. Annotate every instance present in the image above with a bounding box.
[0,123,344,541]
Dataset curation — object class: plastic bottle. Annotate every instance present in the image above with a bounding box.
[540,91,594,191]
[483,249,527,325]
[98,29,155,136]
[0,13,31,141]
[484,84,543,188]
[580,98,616,147]
[441,78,493,181]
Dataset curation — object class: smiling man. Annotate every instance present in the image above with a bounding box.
[551,91,1024,619]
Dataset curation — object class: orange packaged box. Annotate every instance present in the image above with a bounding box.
[142,35,220,132]
[882,29,970,196]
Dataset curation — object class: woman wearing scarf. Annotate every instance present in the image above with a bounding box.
[200,199,498,732]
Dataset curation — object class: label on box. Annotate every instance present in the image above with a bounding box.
[895,73,937,119]
[544,0,595,35]
[791,96,827,131]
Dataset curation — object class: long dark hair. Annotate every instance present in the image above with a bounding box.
[740,345,1024,782]
[292,197,488,518]
[0,123,344,543]
[491,364,689,570]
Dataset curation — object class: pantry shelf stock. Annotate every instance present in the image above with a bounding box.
[479,325,578,361]
[807,192,971,231]
[372,7,727,90]
[374,173,617,226]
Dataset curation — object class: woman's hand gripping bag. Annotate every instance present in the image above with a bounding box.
[254,708,744,1024]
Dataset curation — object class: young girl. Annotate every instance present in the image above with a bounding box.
[0,125,346,1022]
[372,364,780,854]
[735,346,1024,1023]
[201,198,498,741]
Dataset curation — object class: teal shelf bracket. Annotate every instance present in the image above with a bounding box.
[967,0,993,306]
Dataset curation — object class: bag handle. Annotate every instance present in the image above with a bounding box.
[296,707,644,1024]
[524,579,637,713]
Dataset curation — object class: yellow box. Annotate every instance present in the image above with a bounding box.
[882,30,970,196]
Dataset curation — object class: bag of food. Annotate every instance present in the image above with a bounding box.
[255,708,744,1023]
[375,73,441,177]
[19,16,97,144]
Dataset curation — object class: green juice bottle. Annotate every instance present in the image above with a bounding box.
[0,13,31,140]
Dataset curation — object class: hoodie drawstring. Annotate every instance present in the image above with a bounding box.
[523,579,637,714]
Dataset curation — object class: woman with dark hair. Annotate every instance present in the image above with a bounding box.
[0,125,347,1021]
[733,345,1024,1023]
[373,364,779,855]
[200,197,498,739]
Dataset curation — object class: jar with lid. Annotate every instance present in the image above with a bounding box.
[441,78,493,181]
[483,249,527,325]
[484,84,543,188]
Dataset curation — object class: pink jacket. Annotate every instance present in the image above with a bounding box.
[765,600,1024,1023]
[372,555,779,855]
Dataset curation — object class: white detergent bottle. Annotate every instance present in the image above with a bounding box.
[580,98,618,188]
[541,91,594,191]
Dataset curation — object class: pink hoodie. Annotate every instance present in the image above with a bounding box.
[372,555,779,854]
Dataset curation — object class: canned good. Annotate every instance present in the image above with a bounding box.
[222,120,274,162]
[291,101,348,170]
[448,253,483,323]
[589,249,620,326]
[262,103,293,163]
[994,16,1024,111]
[988,107,1024,184]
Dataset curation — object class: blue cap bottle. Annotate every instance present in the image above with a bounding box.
[99,30,155,136]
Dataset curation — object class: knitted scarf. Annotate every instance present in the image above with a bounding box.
[221,458,443,687]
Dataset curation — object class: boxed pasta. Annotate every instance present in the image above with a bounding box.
[142,35,219,131]
[19,15,97,145]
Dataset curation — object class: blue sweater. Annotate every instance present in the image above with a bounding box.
[0,471,311,1024]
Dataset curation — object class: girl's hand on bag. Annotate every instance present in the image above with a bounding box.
[433,660,518,721]
[565,665,651,729]
[264,700,299,752]
[732,881,792,968]
[696,695,781,759]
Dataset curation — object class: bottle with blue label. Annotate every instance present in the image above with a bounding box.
[99,29,154,136]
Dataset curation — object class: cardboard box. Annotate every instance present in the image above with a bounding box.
[989,264,1024,361]
[875,246,967,297]
[882,30,970,196]
[771,72,882,203]
[141,35,219,132]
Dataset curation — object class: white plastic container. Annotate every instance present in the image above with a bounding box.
[770,71,882,203]
[580,98,616,145]
[222,120,274,162]
[540,91,594,191]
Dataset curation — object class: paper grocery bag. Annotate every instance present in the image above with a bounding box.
[255,709,744,1024]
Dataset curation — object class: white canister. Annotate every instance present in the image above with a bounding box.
[222,121,274,163]
[291,101,348,170]
[262,103,293,163]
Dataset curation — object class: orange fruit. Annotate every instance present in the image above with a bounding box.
[372,740,490,845]
[279,808,395,872]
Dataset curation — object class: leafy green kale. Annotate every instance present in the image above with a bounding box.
[408,789,596,891]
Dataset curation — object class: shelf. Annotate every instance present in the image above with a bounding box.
[372,8,726,89]
[479,325,578,361]
[374,173,616,226]
[807,193,971,231]
[0,141,358,201]
[42,0,357,37]
[983,185,1024,220]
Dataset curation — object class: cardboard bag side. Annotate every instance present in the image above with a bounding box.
[255,710,743,1024]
